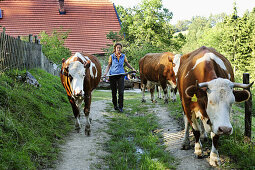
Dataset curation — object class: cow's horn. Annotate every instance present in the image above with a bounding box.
[198,82,209,88]
[233,81,254,88]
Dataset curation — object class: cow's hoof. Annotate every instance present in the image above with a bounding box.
[194,153,204,159]
[152,100,157,103]
[209,158,221,167]
[85,129,91,136]
[172,99,177,102]
[200,136,208,142]
[181,143,191,150]
[209,152,221,166]
[194,143,203,159]
[75,126,81,133]
[85,125,91,136]
[164,100,168,104]
[76,128,80,133]
[141,99,146,103]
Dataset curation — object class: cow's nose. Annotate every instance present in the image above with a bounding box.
[218,126,232,135]
[74,90,82,96]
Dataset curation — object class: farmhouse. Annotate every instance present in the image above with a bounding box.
[0,0,121,55]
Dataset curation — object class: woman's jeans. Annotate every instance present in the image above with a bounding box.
[109,75,124,109]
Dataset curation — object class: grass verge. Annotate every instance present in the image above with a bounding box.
[0,69,73,169]
[218,104,255,169]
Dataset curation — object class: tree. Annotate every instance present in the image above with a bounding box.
[117,0,174,49]
[39,29,71,65]
[181,16,210,53]
[174,20,191,32]
[219,2,254,74]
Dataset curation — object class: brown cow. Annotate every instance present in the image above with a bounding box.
[176,46,253,166]
[139,52,179,103]
[60,52,101,135]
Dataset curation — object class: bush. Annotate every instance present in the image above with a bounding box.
[39,29,71,65]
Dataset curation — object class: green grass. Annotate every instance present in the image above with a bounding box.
[218,103,255,169]
[94,91,177,169]
[0,69,73,169]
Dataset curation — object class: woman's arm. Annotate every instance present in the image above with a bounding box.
[125,61,136,72]
[103,63,111,77]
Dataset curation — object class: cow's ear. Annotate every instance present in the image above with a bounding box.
[185,85,206,99]
[84,60,91,68]
[233,90,251,102]
[168,55,174,63]
[185,85,197,98]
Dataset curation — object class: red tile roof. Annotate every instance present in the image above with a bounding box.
[0,0,121,54]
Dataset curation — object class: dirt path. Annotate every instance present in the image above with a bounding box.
[152,102,215,170]
[51,100,110,170]
[51,95,215,170]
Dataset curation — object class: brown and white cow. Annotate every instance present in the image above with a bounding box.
[176,46,253,166]
[60,52,101,136]
[139,52,179,103]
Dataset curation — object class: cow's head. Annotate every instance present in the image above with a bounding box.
[167,55,178,88]
[185,78,252,135]
[173,54,182,77]
[68,60,90,99]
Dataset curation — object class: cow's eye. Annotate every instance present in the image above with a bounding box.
[209,100,215,105]
[207,88,211,94]
[69,76,73,81]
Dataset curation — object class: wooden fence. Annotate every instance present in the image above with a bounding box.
[0,29,60,75]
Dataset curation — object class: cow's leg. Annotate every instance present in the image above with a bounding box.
[170,87,177,102]
[84,93,92,136]
[162,84,168,104]
[210,132,221,166]
[191,115,203,158]
[157,85,162,99]
[141,83,146,103]
[69,97,81,131]
[194,110,209,142]
[200,121,208,142]
[150,87,156,103]
[182,114,191,150]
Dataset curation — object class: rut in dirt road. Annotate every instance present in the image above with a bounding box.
[50,100,110,170]
[152,103,215,170]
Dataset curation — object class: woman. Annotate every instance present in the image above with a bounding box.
[103,43,136,112]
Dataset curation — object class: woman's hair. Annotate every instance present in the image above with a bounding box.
[113,43,122,53]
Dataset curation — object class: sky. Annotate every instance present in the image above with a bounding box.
[111,0,255,24]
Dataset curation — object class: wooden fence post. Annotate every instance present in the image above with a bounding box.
[34,35,38,44]
[29,34,33,43]
[243,73,252,141]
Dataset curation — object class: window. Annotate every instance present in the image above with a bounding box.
[0,9,2,19]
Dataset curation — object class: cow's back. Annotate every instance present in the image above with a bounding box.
[139,52,174,82]
[177,46,234,100]
[83,53,102,92]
